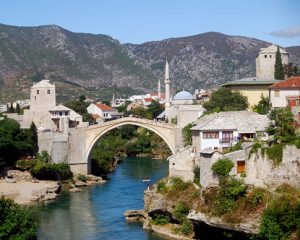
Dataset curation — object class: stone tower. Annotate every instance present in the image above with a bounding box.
[164,60,171,111]
[256,45,288,80]
[30,79,56,111]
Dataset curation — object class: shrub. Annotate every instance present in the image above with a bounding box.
[157,180,167,194]
[193,166,200,186]
[211,158,234,179]
[16,159,37,170]
[152,214,170,225]
[224,141,243,154]
[31,161,72,180]
[247,188,266,208]
[179,220,194,236]
[248,142,262,158]
[169,177,192,192]
[182,123,195,146]
[77,174,87,182]
[174,202,190,223]
[0,196,37,239]
[266,144,283,165]
[259,195,299,240]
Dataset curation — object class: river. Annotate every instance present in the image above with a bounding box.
[33,157,169,240]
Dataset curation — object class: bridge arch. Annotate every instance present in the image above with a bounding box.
[68,117,177,174]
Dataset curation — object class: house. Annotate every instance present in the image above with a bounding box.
[49,104,83,132]
[222,44,287,108]
[87,103,122,121]
[191,111,270,153]
[111,98,126,108]
[269,76,300,123]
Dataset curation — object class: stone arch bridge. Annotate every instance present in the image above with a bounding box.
[67,117,181,174]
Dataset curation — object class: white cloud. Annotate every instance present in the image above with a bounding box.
[270,26,300,38]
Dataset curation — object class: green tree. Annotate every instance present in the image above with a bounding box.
[29,122,38,156]
[274,46,284,80]
[147,100,164,119]
[211,158,234,179]
[203,88,249,113]
[283,62,299,78]
[0,196,37,239]
[16,103,21,114]
[182,123,195,146]
[79,95,86,103]
[130,106,150,119]
[8,102,15,113]
[266,108,296,143]
[252,95,271,115]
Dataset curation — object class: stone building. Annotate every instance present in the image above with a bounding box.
[256,44,288,80]
[222,44,288,108]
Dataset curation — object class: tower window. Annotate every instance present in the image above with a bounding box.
[270,55,272,58]
[264,55,267,58]
[47,89,50,94]
[36,90,39,94]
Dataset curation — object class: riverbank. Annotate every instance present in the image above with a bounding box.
[0,179,60,205]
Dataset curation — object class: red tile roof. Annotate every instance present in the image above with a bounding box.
[95,103,115,111]
[143,98,153,102]
[269,76,300,89]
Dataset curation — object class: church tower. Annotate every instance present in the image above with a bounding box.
[164,60,171,110]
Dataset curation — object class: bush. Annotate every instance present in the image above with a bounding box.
[16,159,37,170]
[247,188,266,208]
[211,158,234,179]
[179,220,194,236]
[0,196,37,239]
[152,214,170,225]
[31,161,72,180]
[169,177,192,192]
[174,202,190,223]
[248,142,262,158]
[77,174,87,182]
[193,166,200,185]
[157,180,167,194]
[182,123,195,147]
[266,144,283,165]
[224,141,243,154]
[259,195,300,240]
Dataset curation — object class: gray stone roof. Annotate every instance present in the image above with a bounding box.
[191,111,270,133]
[221,77,280,87]
[32,79,54,88]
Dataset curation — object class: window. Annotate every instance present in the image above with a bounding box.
[274,90,280,97]
[270,55,272,58]
[47,89,50,94]
[237,161,245,173]
[203,131,219,139]
[59,112,62,116]
[264,55,267,58]
[222,131,233,143]
[36,90,39,94]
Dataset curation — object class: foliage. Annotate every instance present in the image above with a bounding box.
[274,46,284,80]
[35,150,51,163]
[147,100,164,119]
[252,95,271,115]
[211,158,234,179]
[173,220,194,236]
[171,117,177,124]
[152,214,170,225]
[259,194,300,240]
[283,62,299,78]
[157,180,168,193]
[174,202,190,223]
[266,108,296,144]
[65,99,93,123]
[16,159,38,171]
[0,118,38,168]
[203,88,249,113]
[193,166,200,186]
[248,142,262,158]
[214,178,247,215]
[247,188,266,208]
[182,123,195,147]
[224,141,243,154]
[0,196,37,240]
[31,161,72,180]
[77,174,87,182]
[79,95,86,102]
[130,106,151,119]
[266,144,283,165]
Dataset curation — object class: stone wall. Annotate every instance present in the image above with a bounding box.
[168,147,196,181]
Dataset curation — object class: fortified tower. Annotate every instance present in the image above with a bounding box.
[256,44,288,80]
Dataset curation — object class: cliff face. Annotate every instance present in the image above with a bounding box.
[1,23,299,102]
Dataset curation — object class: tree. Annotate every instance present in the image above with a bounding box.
[283,62,299,78]
[0,196,37,239]
[252,95,271,115]
[147,100,164,119]
[8,102,14,113]
[266,108,296,143]
[16,103,21,114]
[274,46,284,80]
[79,95,86,103]
[203,88,249,113]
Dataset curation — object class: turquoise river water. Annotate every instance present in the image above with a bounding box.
[33,157,169,240]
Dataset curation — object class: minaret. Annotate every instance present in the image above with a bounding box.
[164,60,171,115]
[158,79,161,101]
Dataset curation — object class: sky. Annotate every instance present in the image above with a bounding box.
[0,0,299,47]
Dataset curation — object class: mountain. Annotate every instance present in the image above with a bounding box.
[0,23,299,102]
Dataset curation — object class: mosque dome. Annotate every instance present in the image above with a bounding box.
[173,90,195,100]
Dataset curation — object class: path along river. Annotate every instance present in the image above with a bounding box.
[33,157,169,240]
